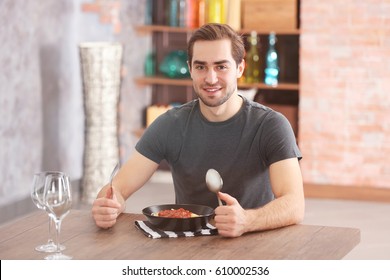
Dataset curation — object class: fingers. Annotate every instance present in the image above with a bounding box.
[214,205,238,225]
[217,228,240,238]
[215,216,245,237]
[94,212,118,229]
[93,196,121,209]
[214,192,245,237]
[218,191,239,206]
[92,197,121,229]
[215,217,243,237]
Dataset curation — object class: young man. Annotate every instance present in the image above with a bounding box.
[92,23,304,237]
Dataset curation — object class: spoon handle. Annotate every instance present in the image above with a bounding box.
[217,196,223,206]
[108,162,119,199]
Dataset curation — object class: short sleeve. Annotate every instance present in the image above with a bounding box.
[260,111,302,166]
[135,113,171,164]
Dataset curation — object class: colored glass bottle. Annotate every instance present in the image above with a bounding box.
[206,0,223,23]
[244,31,262,83]
[144,51,156,77]
[145,0,153,25]
[198,0,206,26]
[186,0,199,28]
[264,32,279,86]
[178,0,187,27]
[168,0,179,27]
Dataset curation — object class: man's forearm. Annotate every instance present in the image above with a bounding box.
[245,193,304,233]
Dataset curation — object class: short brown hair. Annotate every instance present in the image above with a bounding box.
[187,23,245,68]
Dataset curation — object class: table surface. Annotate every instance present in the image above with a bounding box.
[0,209,360,260]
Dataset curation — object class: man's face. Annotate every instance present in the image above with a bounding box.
[189,39,244,108]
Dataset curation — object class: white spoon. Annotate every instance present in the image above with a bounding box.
[205,169,223,206]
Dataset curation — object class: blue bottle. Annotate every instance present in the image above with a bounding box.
[264,32,279,86]
[145,0,153,25]
[168,0,179,27]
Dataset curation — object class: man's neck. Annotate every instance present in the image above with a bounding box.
[199,94,243,122]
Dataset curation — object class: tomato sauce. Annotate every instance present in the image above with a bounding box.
[157,208,194,218]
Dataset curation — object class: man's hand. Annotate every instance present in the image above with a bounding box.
[92,187,122,229]
[214,192,250,237]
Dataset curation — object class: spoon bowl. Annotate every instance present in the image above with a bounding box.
[205,169,223,206]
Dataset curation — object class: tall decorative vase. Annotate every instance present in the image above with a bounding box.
[79,42,123,204]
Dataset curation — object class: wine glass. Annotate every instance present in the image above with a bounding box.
[43,173,72,260]
[31,171,65,252]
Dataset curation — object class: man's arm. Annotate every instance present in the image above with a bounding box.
[92,151,159,228]
[215,157,304,237]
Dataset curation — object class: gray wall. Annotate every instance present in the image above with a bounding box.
[0,0,150,211]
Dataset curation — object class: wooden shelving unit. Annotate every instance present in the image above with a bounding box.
[135,76,299,91]
[136,0,301,139]
[136,24,301,35]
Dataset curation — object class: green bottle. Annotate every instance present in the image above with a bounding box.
[144,51,155,77]
[245,31,262,83]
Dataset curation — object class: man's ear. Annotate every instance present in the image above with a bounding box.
[237,59,245,78]
[187,60,192,75]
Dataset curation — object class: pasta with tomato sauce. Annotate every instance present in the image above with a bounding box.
[153,208,199,218]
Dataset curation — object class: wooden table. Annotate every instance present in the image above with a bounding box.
[0,210,360,260]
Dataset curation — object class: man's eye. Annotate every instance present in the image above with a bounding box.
[217,65,227,70]
[195,65,205,70]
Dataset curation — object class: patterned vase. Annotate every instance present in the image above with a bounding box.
[79,42,123,204]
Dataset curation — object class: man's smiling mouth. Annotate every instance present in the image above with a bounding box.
[203,87,222,93]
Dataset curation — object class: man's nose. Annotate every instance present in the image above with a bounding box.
[205,69,218,84]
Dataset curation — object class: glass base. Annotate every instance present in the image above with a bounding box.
[45,253,72,260]
[35,242,65,253]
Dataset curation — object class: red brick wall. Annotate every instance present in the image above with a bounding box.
[299,0,390,188]
[82,0,121,33]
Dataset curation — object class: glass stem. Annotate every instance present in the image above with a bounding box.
[48,217,54,243]
[54,219,62,254]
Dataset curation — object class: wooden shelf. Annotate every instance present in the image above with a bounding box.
[135,25,301,35]
[135,76,299,91]
[135,76,192,87]
[136,1,301,141]
[239,81,299,91]
[135,25,194,34]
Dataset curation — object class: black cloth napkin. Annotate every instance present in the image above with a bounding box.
[135,220,218,239]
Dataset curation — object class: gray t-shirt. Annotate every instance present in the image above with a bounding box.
[136,96,301,209]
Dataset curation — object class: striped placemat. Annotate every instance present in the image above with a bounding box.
[135,220,218,239]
